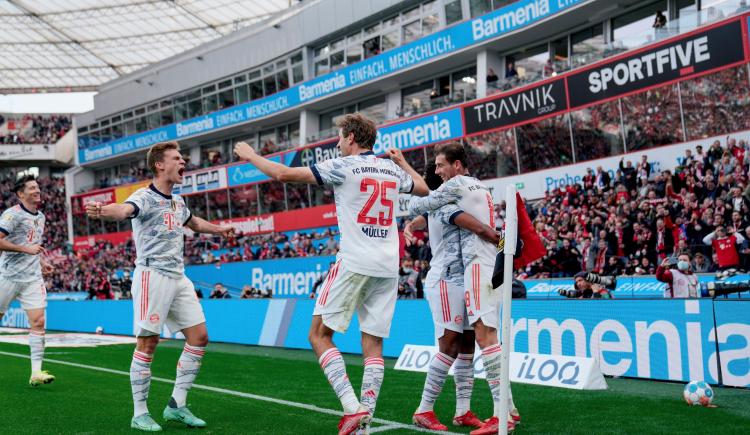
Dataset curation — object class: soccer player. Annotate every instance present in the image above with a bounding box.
[85,141,233,432]
[405,164,500,430]
[234,113,429,435]
[0,175,55,386]
[408,143,520,434]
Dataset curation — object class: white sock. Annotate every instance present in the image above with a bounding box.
[454,353,475,416]
[417,352,455,413]
[29,330,45,373]
[130,350,153,417]
[360,357,385,416]
[319,348,360,414]
[171,344,205,408]
[481,344,513,418]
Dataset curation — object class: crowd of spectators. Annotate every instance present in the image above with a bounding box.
[517,138,750,279]
[7,132,750,299]
[185,228,340,265]
[0,114,71,144]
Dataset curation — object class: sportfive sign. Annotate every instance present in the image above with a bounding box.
[567,20,745,108]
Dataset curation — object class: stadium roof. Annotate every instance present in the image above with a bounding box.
[0,0,294,93]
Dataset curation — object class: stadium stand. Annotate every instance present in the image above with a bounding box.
[0,114,72,144]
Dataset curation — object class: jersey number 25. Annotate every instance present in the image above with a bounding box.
[357,178,396,227]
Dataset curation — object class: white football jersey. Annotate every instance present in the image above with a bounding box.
[125,184,192,279]
[312,151,414,278]
[0,204,45,283]
[425,206,464,285]
[409,174,496,266]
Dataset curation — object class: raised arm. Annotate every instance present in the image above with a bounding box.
[186,215,234,238]
[234,142,316,184]
[85,201,136,222]
[386,148,429,197]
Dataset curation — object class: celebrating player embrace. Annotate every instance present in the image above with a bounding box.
[408,143,520,434]
[86,141,233,432]
[234,113,428,434]
[0,175,56,387]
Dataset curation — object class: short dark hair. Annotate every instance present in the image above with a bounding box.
[435,142,468,167]
[147,141,180,175]
[14,175,36,195]
[424,163,442,190]
[336,113,377,150]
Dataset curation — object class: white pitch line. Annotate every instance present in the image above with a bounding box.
[0,351,461,435]
[369,424,403,433]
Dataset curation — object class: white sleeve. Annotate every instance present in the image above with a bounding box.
[311,158,347,187]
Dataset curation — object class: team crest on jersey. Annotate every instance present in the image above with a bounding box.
[2,214,12,222]
[149,314,160,324]
[454,315,463,325]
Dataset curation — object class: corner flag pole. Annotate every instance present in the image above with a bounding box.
[498,185,517,435]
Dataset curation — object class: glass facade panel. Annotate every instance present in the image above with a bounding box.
[571,101,624,163]
[207,189,230,220]
[612,1,668,50]
[229,185,258,218]
[516,114,573,173]
[621,84,683,151]
[185,193,208,219]
[681,65,750,140]
[465,129,518,178]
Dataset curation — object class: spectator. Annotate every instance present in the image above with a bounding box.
[210,283,231,299]
[656,254,699,298]
[240,285,253,299]
[692,252,713,273]
[703,226,745,270]
[486,68,499,83]
[652,10,667,29]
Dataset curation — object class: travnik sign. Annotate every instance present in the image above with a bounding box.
[395,345,607,390]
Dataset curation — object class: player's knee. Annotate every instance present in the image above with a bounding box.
[30,315,45,330]
[193,332,209,347]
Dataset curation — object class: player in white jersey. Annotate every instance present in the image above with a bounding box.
[0,175,55,386]
[404,164,501,430]
[408,143,520,434]
[86,141,233,432]
[234,113,429,435]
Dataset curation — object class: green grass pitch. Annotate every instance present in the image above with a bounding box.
[0,339,748,434]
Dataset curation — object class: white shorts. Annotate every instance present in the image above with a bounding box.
[425,274,471,338]
[313,259,398,338]
[464,259,501,329]
[0,278,46,313]
[132,267,205,337]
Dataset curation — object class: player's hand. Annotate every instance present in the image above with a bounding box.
[41,261,54,276]
[85,201,103,219]
[403,220,416,246]
[218,225,235,239]
[661,258,671,267]
[386,148,406,166]
[234,141,256,161]
[23,244,46,256]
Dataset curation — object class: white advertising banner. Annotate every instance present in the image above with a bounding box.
[0,144,56,160]
[395,344,607,390]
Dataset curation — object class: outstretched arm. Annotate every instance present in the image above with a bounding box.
[408,182,462,216]
[234,142,316,184]
[85,202,135,222]
[186,216,234,238]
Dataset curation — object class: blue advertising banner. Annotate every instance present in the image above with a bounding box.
[185,256,336,297]
[226,155,282,187]
[79,0,585,164]
[372,108,464,154]
[523,274,750,299]
[11,297,748,387]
